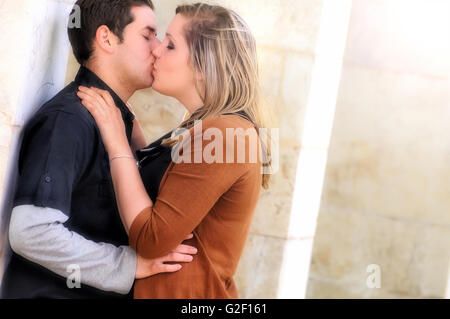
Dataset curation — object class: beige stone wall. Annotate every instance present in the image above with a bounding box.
[0,0,74,285]
[308,0,450,298]
[2,0,447,299]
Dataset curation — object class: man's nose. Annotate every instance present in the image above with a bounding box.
[152,43,162,58]
[151,38,162,51]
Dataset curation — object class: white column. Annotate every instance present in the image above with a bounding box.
[277,0,353,298]
[0,0,75,284]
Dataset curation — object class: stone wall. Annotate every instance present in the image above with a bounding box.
[0,0,74,285]
[307,0,450,298]
[4,0,447,299]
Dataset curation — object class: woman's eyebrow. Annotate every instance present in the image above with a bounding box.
[166,33,175,42]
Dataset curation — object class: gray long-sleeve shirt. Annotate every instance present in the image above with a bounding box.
[8,205,137,295]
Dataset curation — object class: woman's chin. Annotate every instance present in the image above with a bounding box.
[150,82,173,98]
[150,82,163,94]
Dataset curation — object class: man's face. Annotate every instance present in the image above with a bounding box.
[114,6,160,90]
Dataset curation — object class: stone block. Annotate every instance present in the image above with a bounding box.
[344,0,450,78]
[235,233,285,298]
[309,208,450,298]
[321,65,450,223]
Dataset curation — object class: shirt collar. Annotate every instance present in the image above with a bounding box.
[74,66,135,123]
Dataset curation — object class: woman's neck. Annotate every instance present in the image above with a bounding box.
[177,89,204,114]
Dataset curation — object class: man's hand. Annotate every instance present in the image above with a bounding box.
[135,233,197,279]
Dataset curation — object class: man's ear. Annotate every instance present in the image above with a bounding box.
[95,25,118,55]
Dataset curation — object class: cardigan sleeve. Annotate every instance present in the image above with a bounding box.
[128,117,259,259]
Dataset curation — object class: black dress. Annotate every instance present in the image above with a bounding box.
[136,131,174,203]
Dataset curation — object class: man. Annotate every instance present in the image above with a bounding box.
[1,0,196,298]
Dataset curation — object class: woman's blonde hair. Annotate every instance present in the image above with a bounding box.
[163,3,271,188]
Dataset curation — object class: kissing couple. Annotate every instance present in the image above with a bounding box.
[2,0,270,299]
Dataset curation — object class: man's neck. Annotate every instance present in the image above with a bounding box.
[84,62,134,103]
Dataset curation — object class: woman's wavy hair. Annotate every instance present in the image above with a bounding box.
[162,3,272,188]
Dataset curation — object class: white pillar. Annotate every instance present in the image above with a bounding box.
[0,0,74,284]
[277,0,353,298]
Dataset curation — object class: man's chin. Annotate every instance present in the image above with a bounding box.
[137,78,154,90]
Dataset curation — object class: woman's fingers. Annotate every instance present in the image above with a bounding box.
[90,87,116,108]
[77,91,102,113]
[78,86,103,104]
[89,87,110,110]
[77,91,108,120]
[77,87,103,107]
[78,86,107,109]
[83,87,123,121]
[184,233,194,240]
[77,86,128,155]
[77,86,118,122]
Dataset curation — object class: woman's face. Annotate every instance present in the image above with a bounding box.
[151,14,200,106]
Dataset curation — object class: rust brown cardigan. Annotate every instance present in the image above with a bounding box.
[128,115,262,299]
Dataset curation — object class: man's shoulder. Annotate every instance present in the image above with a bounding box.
[33,82,95,128]
[21,82,98,146]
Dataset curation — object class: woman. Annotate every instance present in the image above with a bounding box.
[77,3,270,298]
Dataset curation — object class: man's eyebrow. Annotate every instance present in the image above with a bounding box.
[143,26,157,33]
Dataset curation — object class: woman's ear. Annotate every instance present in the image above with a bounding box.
[195,70,204,82]
[95,25,117,55]
[193,69,206,100]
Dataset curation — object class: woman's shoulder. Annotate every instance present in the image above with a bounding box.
[199,113,255,132]
[188,114,261,166]
[192,115,259,147]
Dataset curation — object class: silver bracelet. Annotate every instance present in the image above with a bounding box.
[109,155,139,167]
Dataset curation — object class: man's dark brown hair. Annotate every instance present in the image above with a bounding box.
[68,0,154,65]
